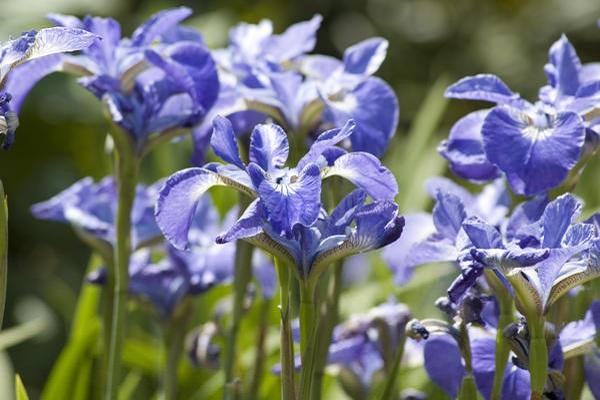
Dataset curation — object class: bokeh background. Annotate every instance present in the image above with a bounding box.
[1,0,600,398]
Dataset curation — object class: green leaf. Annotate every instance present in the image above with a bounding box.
[0,318,47,351]
[15,374,29,400]
[41,254,103,400]
[0,181,7,330]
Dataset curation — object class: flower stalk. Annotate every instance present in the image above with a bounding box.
[299,280,318,400]
[528,317,548,400]
[275,258,296,400]
[484,270,513,400]
[248,297,271,400]
[105,127,138,400]
[0,181,7,330]
[223,195,255,400]
[164,298,193,400]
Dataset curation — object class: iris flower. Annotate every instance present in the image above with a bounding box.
[191,15,398,162]
[155,117,402,281]
[441,36,600,195]
[0,27,96,148]
[48,7,219,152]
[31,177,162,251]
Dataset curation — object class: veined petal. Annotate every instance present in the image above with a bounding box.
[462,216,503,249]
[130,7,192,46]
[297,119,355,170]
[326,189,368,235]
[559,301,599,358]
[324,77,399,156]
[47,13,83,29]
[423,334,466,398]
[438,110,500,181]
[471,247,550,270]
[445,74,520,104]
[17,27,96,65]
[248,162,321,236]
[210,116,245,169]
[249,123,289,171]
[482,107,585,195]
[506,195,548,242]
[343,37,388,76]
[350,201,404,250]
[322,152,398,200]
[216,199,264,243]
[156,168,253,250]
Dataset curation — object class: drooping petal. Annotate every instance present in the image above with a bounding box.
[210,115,245,169]
[438,110,500,181]
[584,348,600,398]
[343,37,388,76]
[559,301,598,356]
[350,201,404,250]
[248,162,321,236]
[471,247,550,270]
[471,337,497,400]
[324,77,399,156]
[445,74,520,104]
[482,107,585,195]
[423,334,466,398]
[501,366,531,400]
[79,16,121,73]
[432,192,466,241]
[46,13,83,29]
[322,152,398,200]
[216,199,264,244]
[130,7,192,46]
[4,54,62,113]
[544,35,581,99]
[249,123,289,171]
[155,168,245,250]
[31,177,95,221]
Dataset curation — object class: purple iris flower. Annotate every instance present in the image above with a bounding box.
[467,193,599,313]
[191,15,398,163]
[382,177,510,285]
[31,176,162,249]
[442,36,600,195]
[48,7,219,151]
[87,197,275,317]
[424,328,564,399]
[0,27,96,148]
[559,301,600,398]
[156,117,402,278]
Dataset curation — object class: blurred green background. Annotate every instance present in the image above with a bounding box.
[1,0,600,398]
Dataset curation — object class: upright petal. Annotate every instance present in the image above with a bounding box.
[210,116,245,169]
[326,189,368,235]
[445,74,520,104]
[462,216,503,249]
[541,193,582,248]
[130,7,192,46]
[438,110,500,181]
[264,14,322,61]
[297,119,355,170]
[322,152,398,200]
[545,35,581,98]
[249,123,289,171]
[482,107,585,195]
[432,192,466,241]
[506,195,548,242]
[343,37,388,76]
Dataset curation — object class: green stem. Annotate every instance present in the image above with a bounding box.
[0,181,7,330]
[485,271,513,400]
[527,317,547,400]
[380,334,406,400]
[248,297,271,400]
[299,282,317,400]
[275,258,296,400]
[223,195,254,400]
[164,300,192,400]
[105,134,138,400]
[458,374,478,400]
[311,262,343,400]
